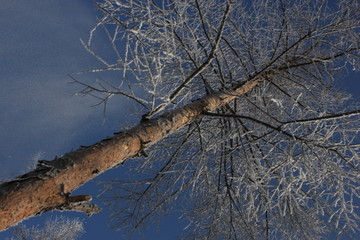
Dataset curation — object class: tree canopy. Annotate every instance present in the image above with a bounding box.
[75,0,359,239]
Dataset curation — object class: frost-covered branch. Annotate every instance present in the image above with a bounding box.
[9,216,84,240]
[77,0,360,239]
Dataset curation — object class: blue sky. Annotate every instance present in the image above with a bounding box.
[0,1,184,239]
[0,1,133,239]
[0,1,359,239]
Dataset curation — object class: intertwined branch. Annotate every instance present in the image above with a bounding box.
[79,0,359,239]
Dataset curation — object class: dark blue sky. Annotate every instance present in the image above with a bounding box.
[0,1,359,239]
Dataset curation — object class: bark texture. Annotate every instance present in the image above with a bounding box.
[0,78,262,231]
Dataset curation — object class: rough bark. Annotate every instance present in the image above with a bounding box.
[0,77,262,231]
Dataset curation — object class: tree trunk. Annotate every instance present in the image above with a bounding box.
[0,78,262,231]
